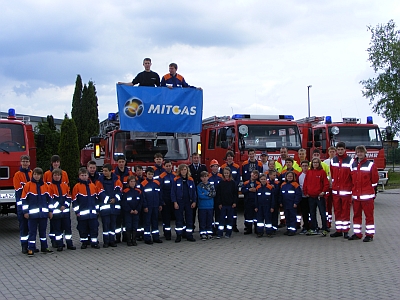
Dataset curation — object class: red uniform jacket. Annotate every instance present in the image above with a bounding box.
[303,168,329,198]
[330,153,353,196]
[350,158,379,201]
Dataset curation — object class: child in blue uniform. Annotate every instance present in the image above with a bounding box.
[255,174,275,237]
[267,169,280,233]
[242,170,260,234]
[122,176,143,246]
[21,167,53,256]
[280,171,302,236]
[197,171,216,240]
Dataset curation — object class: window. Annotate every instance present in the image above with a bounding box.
[0,123,26,152]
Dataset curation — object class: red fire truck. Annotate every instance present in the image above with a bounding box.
[0,109,37,214]
[81,113,194,171]
[297,116,386,170]
[200,114,301,169]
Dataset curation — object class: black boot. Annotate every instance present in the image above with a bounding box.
[122,231,127,243]
[175,235,182,243]
[164,230,171,241]
[244,226,252,235]
[115,233,121,243]
[127,231,133,246]
[132,230,137,246]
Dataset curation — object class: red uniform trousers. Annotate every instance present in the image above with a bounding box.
[353,199,374,238]
[326,189,333,228]
[332,195,352,233]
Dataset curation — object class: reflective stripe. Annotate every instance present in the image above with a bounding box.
[53,209,61,214]
[366,225,375,229]
[226,225,233,229]
[64,208,70,213]
[20,235,29,241]
[80,210,90,215]
[115,194,121,200]
[42,208,49,212]
[164,180,170,184]
[127,197,132,201]
[175,227,184,231]
[91,238,98,242]
[40,238,46,241]
[95,205,99,210]
[287,191,295,194]
[22,205,29,210]
[100,204,110,211]
[65,235,72,240]
[353,224,361,228]
[53,201,59,208]
[265,224,272,228]
[74,206,80,211]
[151,230,159,234]
[352,194,375,200]
[104,196,109,204]
[17,201,22,206]
[257,222,264,227]
[144,188,152,192]
[29,208,39,214]
[115,228,122,233]
[372,183,377,187]
[114,205,121,209]
[164,227,171,230]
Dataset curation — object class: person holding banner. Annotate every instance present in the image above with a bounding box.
[118,58,160,87]
[161,63,202,90]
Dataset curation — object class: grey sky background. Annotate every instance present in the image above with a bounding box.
[0,0,398,128]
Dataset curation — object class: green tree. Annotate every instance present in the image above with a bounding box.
[58,114,80,187]
[360,20,400,134]
[34,116,61,171]
[85,81,100,138]
[71,74,83,132]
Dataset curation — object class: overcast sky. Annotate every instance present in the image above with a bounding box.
[0,0,398,128]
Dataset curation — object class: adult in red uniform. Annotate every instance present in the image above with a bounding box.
[348,145,379,242]
[330,142,353,239]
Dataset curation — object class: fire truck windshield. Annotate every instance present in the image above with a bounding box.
[329,126,382,149]
[113,131,189,162]
[0,123,26,153]
[241,124,301,150]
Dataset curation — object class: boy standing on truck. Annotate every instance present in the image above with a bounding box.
[72,168,100,249]
[21,167,53,256]
[13,155,32,254]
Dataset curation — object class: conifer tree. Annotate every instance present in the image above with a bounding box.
[58,114,80,187]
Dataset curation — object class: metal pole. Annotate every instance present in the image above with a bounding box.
[307,85,312,118]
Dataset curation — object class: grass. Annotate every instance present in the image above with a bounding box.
[385,171,400,189]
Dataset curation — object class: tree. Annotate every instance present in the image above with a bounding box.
[34,116,61,171]
[360,20,400,135]
[71,75,100,150]
[58,114,80,187]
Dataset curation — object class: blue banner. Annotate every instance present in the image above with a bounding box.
[116,85,203,134]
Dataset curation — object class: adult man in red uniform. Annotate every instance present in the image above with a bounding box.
[330,142,353,238]
[348,145,379,242]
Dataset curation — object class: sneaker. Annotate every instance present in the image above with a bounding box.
[330,231,343,238]
[321,230,328,237]
[307,230,318,236]
[348,234,361,241]
[201,235,207,241]
[41,248,54,254]
[299,229,308,235]
[216,235,221,239]
[27,249,34,257]
[363,236,373,242]
[207,235,213,240]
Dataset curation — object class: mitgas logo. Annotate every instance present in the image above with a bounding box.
[124,98,144,118]
[147,104,197,115]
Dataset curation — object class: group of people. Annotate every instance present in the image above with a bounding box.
[117,58,202,90]
[14,143,379,257]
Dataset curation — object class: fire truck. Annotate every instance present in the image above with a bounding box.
[297,116,386,170]
[81,112,194,171]
[0,109,37,214]
[200,114,301,169]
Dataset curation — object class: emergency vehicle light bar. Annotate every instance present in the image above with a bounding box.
[231,114,294,120]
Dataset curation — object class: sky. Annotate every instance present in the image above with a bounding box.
[0,0,398,129]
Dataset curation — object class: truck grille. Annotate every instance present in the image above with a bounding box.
[0,167,9,179]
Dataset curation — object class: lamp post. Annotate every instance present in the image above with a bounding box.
[307,85,312,118]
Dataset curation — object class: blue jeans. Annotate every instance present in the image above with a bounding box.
[309,197,327,231]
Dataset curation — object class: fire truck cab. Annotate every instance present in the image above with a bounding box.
[297,116,385,170]
[0,109,37,214]
[200,114,302,170]
[84,113,193,172]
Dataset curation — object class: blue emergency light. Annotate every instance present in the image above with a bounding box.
[108,113,117,121]
[8,108,16,117]
[367,116,373,124]
[232,114,250,119]
[282,115,294,120]
[325,116,332,124]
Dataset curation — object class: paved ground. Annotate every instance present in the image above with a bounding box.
[0,190,399,299]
